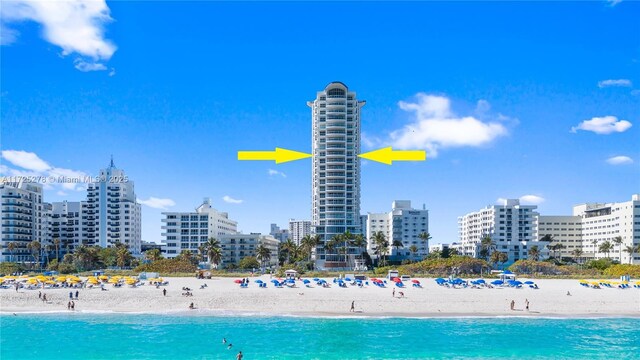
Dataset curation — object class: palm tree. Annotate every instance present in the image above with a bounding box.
[623,245,638,264]
[208,247,222,269]
[598,241,613,259]
[116,247,131,268]
[256,244,271,270]
[203,237,221,264]
[480,235,495,261]
[491,251,508,269]
[571,248,584,264]
[350,234,366,259]
[7,241,17,263]
[612,236,623,263]
[372,231,389,267]
[197,245,207,262]
[145,248,163,262]
[53,238,60,262]
[281,239,297,264]
[418,232,431,259]
[300,235,320,262]
[27,241,41,269]
[591,239,598,258]
[409,245,418,261]
[528,245,540,261]
[391,240,404,260]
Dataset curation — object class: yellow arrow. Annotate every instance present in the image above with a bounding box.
[358,147,426,165]
[237,148,312,164]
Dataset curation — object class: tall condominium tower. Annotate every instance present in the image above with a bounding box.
[307,82,366,270]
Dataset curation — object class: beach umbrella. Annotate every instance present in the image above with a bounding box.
[502,270,513,275]
[411,280,420,284]
[396,282,404,287]
[313,278,320,281]
[234,280,242,284]
[255,280,263,284]
[475,279,486,284]
[345,278,352,281]
[271,279,280,284]
[303,279,310,284]
[491,280,503,285]
[524,281,534,285]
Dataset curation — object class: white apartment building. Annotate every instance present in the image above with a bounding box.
[161,198,238,257]
[219,233,279,269]
[269,223,290,243]
[85,160,142,254]
[458,199,543,265]
[1,182,50,263]
[366,201,429,261]
[50,200,94,253]
[309,82,366,270]
[573,194,640,264]
[288,219,310,246]
[537,215,582,259]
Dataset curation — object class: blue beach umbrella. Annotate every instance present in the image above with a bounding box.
[313,278,320,281]
[255,280,263,284]
[492,280,503,285]
[524,281,534,285]
[345,278,352,281]
[476,279,486,284]
[303,279,310,284]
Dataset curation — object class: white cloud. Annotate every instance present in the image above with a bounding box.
[223,195,243,204]
[1,150,51,171]
[519,195,545,205]
[138,197,176,210]
[1,23,18,45]
[267,169,287,178]
[598,79,632,88]
[1,150,88,192]
[1,0,116,70]
[56,190,68,196]
[496,195,545,205]
[74,58,107,72]
[571,116,632,134]
[108,68,116,77]
[390,94,509,157]
[606,155,634,165]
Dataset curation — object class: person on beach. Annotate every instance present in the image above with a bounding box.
[69,291,73,300]
[71,301,75,310]
[525,299,529,311]
[237,351,243,360]
[567,291,571,296]
[392,288,395,297]
[38,291,42,299]
[42,294,47,302]
[75,290,79,300]
[510,300,515,310]
[350,301,355,312]
[163,288,167,296]
[67,301,71,310]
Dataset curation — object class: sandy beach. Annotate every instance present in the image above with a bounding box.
[1,276,639,317]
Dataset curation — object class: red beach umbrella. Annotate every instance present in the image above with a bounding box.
[411,280,420,284]
[234,279,242,284]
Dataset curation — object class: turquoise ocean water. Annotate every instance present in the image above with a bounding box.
[1,313,639,359]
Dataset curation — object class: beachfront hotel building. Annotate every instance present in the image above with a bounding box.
[308,82,366,270]
[0,181,50,263]
[50,200,93,254]
[537,215,582,260]
[365,200,430,262]
[458,199,544,265]
[161,198,238,257]
[85,160,142,254]
[572,194,640,264]
[269,223,290,243]
[288,219,311,246]
[218,233,279,269]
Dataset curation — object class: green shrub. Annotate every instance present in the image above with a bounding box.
[508,260,569,275]
[58,263,77,274]
[603,264,640,277]
[0,262,24,275]
[238,256,260,270]
[134,258,197,275]
[373,256,490,276]
[585,258,615,271]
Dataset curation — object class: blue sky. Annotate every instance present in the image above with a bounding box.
[1,1,639,245]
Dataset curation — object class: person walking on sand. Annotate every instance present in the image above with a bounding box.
[510,300,515,311]
[71,301,75,310]
[350,301,355,312]
[392,288,395,298]
[75,290,79,300]
[38,291,42,299]
[525,299,530,311]
[237,351,243,360]
[67,301,71,310]
[163,288,167,296]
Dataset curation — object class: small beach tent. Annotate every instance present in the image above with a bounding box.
[387,270,399,280]
[499,270,516,282]
[285,270,297,280]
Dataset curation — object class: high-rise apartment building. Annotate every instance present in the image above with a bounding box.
[308,82,366,269]
[269,223,290,243]
[365,201,429,261]
[537,215,583,259]
[0,182,50,262]
[458,199,543,265]
[85,160,142,254]
[573,194,640,264]
[288,219,311,246]
[161,198,238,257]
